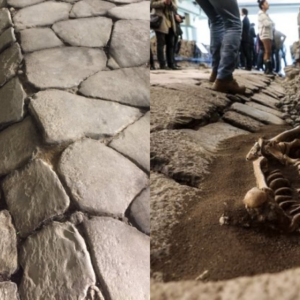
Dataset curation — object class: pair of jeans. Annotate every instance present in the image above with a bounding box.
[196,0,242,80]
[155,29,175,68]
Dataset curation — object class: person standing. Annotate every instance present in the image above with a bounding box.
[274,29,286,73]
[240,8,252,70]
[250,23,257,67]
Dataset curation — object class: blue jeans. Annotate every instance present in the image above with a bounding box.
[196,0,242,80]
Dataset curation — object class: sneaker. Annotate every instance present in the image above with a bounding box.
[209,71,217,83]
[213,78,246,94]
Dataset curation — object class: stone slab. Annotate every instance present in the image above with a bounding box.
[30,89,142,144]
[108,1,150,20]
[80,67,149,107]
[19,222,96,300]
[83,217,150,300]
[246,101,284,118]
[70,0,116,18]
[2,159,70,238]
[0,9,12,35]
[0,77,26,126]
[251,93,279,109]
[25,47,107,89]
[109,20,149,68]
[13,2,72,30]
[0,211,18,277]
[0,117,40,176]
[110,112,150,172]
[7,0,46,8]
[0,282,19,300]
[0,0,7,8]
[0,43,23,87]
[127,187,150,235]
[0,27,16,54]
[53,17,112,48]
[20,28,64,53]
[58,139,149,216]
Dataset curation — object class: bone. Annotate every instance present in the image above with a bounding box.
[270,126,300,143]
[275,195,293,203]
[266,172,284,184]
[290,212,300,231]
[290,205,300,215]
[269,169,281,175]
[269,178,290,191]
[243,187,270,208]
[253,157,268,190]
[275,187,293,196]
[279,200,297,210]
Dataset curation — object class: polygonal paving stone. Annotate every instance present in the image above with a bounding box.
[110,112,150,172]
[70,0,116,18]
[127,187,150,235]
[58,139,149,216]
[0,282,19,300]
[0,211,18,277]
[0,117,40,176]
[108,1,150,20]
[83,217,150,300]
[0,43,23,87]
[53,17,112,48]
[20,28,64,53]
[0,9,12,35]
[108,20,149,69]
[7,0,46,8]
[79,67,149,107]
[0,28,16,54]
[0,77,26,127]
[25,47,107,89]
[251,93,279,109]
[30,89,142,144]
[13,1,72,31]
[2,159,70,238]
[19,222,96,300]
[246,101,284,118]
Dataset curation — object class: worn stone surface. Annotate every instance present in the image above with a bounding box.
[7,0,46,8]
[0,77,26,126]
[106,0,143,3]
[20,28,64,53]
[20,222,96,300]
[3,159,70,238]
[0,211,18,277]
[0,117,40,176]
[70,0,116,18]
[83,217,150,300]
[0,0,6,8]
[53,17,112,48]
[25,47,107,89]
[0,27,16,54]
[246,101,284,118]
[13,1,72,30]
[108,1,149,20]
[109,20,149,68]
[80,67,149,107]
[58,139,148,215]
[110,112,150,172]
[251,93,279,109]
[127,187,150,235]
[30,90,142,144]
[0,9,12,35]
[0,43,23,87]
[0,282,19,300]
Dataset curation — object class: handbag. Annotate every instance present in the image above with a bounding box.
[150,14,162,29]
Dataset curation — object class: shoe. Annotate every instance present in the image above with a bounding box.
[213,78,246,94]
[209,71,217,83]
[168,65,180,70]
[150,66,156,70]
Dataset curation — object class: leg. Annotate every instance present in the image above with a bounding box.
[155,31,166,68]
[165,28,175,68]
[150,48,155,69]
[275,49,281,73]
[261,39,272,74]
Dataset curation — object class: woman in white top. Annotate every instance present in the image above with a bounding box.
[257,0,274,74]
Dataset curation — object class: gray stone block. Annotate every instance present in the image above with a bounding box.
[7,0,46,8]
[0,9,12,35]
[70,0,116,18]
[0,282,19,300]
[108,1,150,20]
[0,27,16,54]
[0,0,7,8]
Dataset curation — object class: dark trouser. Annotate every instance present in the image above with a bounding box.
[257,49,264,71]
[274,48,281,73]
[240,41,252,70]
[173,35,179,65]
[155,29,175,68]
[150,48,155,68]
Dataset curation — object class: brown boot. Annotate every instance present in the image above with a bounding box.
[213,78,246,94]
[209,71,217,83]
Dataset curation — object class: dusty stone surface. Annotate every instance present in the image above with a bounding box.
[110,112,150,171]
[7,0,46,8]
[53,17,112,48]
[20,28,64,53]
[0,210,18,277]
[13,1,72,30]
[0,282,19,300]
[30,89,142,144]
[106,0,144,3]
[70,0,116,18]
[2,159,70,237]
[0,117,40,176]
[0,43,23,87]
[0,9,12,35]
[251,93,279,109]
[108,1,149,20]
[58,139,149,216]
[80,67,149,107]
[19,222,96,300]
[109,20,149,68]
[0,27,16,54]
[128,187,150,234]
[246,101,284,118]
[83,217,150,300]
[0,77,26,126]
[0,0,7,8]
[25,47,107,89]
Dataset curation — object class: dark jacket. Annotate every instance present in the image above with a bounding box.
[242,16,250,43]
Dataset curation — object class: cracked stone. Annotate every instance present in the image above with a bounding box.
[83,217,150,300]
[7,0,46,8]
[109,20,149,68]
[58,139,149,215]
[19,222,96,300]
[0,282,19,300]
[79,67,149,107]
[2,159,70,238]
[108,1,150,20]
[70,0,116,18]
[0,27,16,54]
[20,28,64,53]
[110,112,150,172]
[0,43,23,87]
[25,47,107,89]
[29,89,142,144]
[0,9,12,35]
[53,17,112,48]
[0,211,18,277]
[13,1,72,31]
[0,77,26,127]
